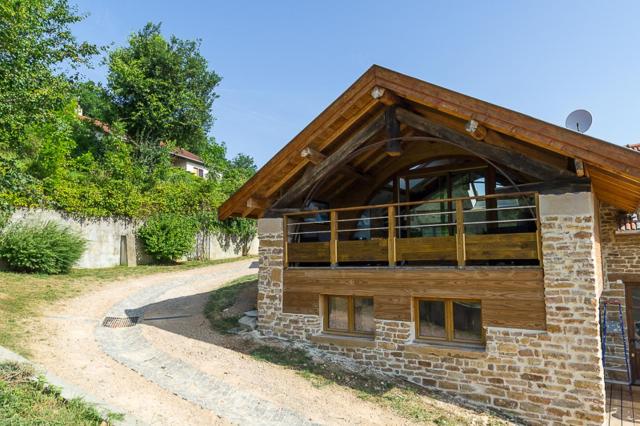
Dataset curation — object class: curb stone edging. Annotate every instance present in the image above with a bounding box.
[96,261,318,426]
[0,345,142,426]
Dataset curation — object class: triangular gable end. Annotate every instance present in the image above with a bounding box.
[219,65,640,219]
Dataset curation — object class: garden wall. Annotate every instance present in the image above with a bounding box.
[8,209,257,269]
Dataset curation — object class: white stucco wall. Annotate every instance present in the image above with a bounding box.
[9,209,140,269]
[7,209,257,269]
[173,158,209,177]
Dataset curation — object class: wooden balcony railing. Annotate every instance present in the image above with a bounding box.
[284,192,542,268]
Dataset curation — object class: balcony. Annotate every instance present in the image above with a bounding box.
[284,192,541,268]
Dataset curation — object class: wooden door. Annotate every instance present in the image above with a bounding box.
[625,283,640,383]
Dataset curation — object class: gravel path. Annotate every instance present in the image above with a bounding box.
[26,259,411,425]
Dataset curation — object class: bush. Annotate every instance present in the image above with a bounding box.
[0,221,86,274]
[137,214,198,263]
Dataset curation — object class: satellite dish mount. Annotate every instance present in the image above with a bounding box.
[565,109,592,134]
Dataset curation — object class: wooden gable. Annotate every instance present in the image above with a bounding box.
[219,65,640,219]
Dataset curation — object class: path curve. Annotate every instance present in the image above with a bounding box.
[27,259,411,426]
[95,261,313,425]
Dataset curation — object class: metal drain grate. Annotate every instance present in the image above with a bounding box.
[102,316,140,328]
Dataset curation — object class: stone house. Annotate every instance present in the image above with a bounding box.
[219,65,640,425]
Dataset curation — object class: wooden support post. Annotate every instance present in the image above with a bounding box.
[283,215,289,268]
[574,159,585,177]
[387,205,396,267]
[330,210,338,267]
[535,194,543,268]
[455,199,466,268]
[486,166,497,233]
[384,106,402,157]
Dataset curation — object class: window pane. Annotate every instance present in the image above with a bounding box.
[328,296,348,330]
[418,300,446,338]
[354,297,374,333]
[453,301,482,341]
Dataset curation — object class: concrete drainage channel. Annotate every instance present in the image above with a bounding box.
[102,316,140,328]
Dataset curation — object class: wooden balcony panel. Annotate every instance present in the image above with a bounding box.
[337,239,388,262]
[287,242,330,263]
[465,232,538,260]
[395,236,457,261]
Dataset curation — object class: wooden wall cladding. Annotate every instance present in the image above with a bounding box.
[282,267,546,330]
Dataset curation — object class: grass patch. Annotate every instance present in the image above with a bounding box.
[0,256,253,355]
[0,361,122,425]
[250,346,502,425]
[204,274,258,333]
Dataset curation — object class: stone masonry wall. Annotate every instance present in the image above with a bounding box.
[599,203,640,381]
[256,192,606,425]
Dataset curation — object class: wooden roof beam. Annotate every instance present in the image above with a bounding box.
[371,86,401,106]
[300,147,372,182]
[395,107,574,181]
[246,197,270,210]
[271,111,386,209]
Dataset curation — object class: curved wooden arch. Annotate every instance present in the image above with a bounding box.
[358,154,486,208]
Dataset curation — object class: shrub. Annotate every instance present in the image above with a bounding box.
[0,221,86,274]
[137,214,198,263]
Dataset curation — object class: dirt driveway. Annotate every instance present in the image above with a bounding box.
[25,259,417,425]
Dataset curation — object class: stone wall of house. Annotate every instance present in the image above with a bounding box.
[256,192,606,425]
[599,203,640,382]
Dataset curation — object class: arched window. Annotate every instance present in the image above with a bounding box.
[351,157,535,241]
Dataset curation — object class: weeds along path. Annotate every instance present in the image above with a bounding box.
[25,258,411,426]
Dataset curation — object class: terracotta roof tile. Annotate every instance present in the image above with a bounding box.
[78,115,112,134]
[172,147,204,164]
[79,115,204,165]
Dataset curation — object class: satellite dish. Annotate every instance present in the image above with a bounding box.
[565,109,592,133]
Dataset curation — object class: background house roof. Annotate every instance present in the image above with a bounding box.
[219,65,640,219]
[79,115,205,165]
[172,147,205,164]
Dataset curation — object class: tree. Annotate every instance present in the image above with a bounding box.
[107,22,221,154]
[73,80,115,123]
[0,0,97,151]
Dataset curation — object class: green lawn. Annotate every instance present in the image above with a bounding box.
[0,361,122,425]
[0,256,252,355]
[204,274,258,333]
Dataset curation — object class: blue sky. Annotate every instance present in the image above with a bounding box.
[71,1,640,167]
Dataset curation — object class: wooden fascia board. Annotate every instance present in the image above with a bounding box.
[372,66,640,183]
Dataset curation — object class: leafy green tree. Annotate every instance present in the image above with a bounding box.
[107,22,221,154]
[0,0,97,151]
[73,81,115,123]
